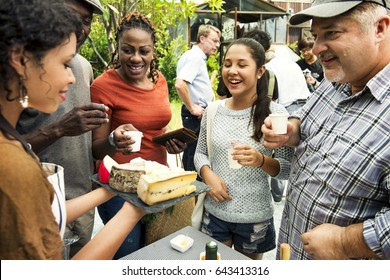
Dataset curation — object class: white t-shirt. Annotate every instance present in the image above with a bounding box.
[266,48,310,107]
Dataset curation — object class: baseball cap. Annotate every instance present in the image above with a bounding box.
[83,0,104,15]
[289,0,389,25]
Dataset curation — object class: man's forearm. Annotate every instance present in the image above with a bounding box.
[23,122,63,154]
[175,80,193,112]
[341,223,379,259]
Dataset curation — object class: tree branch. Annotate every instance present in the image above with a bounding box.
[87,37,108,68]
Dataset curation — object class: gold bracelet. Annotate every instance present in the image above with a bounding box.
[259,153,265,168]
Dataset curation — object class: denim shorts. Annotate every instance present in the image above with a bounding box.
[201,210,276,254]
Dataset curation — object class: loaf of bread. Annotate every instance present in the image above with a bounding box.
[137,170,197,205]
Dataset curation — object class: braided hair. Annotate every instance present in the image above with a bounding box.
[108,12,159,84]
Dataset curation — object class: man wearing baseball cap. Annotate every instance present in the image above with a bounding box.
[83,0,104,15]
[262,0,390,259]
[18,0,108,258]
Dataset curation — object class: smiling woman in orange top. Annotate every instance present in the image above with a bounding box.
[91,12,187,259]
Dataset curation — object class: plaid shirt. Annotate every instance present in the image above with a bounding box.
[278,63,390,260]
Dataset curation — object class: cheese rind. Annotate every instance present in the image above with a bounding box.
[137,171,197,205]
[98,155,118,184]
[109,164,145,193]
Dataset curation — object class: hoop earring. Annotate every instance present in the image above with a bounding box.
[18,76,28,108]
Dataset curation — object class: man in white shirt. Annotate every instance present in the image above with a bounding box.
[266,43,311,114]
[175,24,221,174]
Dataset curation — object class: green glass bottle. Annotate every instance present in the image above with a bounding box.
[205,241,218,260]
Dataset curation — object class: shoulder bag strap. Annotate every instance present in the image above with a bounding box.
[206,100,223,160]
[268,71,275,99]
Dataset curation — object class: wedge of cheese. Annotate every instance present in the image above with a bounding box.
[108,157,163,193]
[137,171,197,205]
[109,163,145,193]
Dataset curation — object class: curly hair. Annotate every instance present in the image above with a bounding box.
[0,0,82,104]
[223,38,270,142]
[108,11,159,84]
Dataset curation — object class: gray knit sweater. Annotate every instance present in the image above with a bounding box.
[194,100,294,223]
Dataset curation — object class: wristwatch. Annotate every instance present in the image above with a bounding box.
[108,130,116,147]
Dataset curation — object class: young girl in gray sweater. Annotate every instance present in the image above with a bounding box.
[194,38,294,260]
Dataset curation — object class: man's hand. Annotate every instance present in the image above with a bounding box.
[24,103,109,154]
[302,223,380,260]
[301,224,348,260]
[189,104,205,118]
[305,74,319,88]
[58,103,109,136]
[261,117,300,148]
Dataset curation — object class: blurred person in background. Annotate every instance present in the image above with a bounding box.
[175,25,221,177]
[296,37,324,92]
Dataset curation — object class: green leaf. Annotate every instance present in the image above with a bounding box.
[106,3,119,14]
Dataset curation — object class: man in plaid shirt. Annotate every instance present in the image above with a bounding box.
[262,0,390,259]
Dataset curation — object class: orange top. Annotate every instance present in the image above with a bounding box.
[91,69,172,165]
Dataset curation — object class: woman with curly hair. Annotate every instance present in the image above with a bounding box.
[0,0,145,260]
[91,12,188,259]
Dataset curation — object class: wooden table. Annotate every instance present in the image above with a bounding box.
[120,226,251,260]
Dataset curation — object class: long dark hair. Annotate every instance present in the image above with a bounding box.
[223,38,271,141]
[108,12,159,84]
